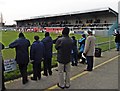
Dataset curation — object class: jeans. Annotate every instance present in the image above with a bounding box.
[116,42,120,51]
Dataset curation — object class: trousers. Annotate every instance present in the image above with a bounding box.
[18,64,28,84]
[86,56,94,71]
[58,62,70,87]
[43,58,52,75]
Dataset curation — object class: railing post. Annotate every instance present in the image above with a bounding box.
[108,35,111,50]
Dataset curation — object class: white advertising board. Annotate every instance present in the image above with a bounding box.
[4,59,17,73]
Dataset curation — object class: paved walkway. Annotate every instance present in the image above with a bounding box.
[5,49,119,90]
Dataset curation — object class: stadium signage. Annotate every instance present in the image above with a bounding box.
[4,59,17,73]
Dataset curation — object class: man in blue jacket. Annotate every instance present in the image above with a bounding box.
[42,32,53,76]
[9,32,30,84]
[30,36,45,81]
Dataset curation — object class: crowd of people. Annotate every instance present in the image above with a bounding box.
[1,27,97,90]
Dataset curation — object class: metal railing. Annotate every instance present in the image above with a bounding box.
[52,40,115,55]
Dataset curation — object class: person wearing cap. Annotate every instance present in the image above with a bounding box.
[55,27,73,89]
[41,32,53,76]
[9,32,30,84]
[83,30,96,71]
[30,36,45,81]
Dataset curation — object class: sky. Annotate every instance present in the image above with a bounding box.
[0,0,119,25]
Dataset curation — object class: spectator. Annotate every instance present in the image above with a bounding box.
[30,36,45,81]
[55,27,73,89]
[114,31,120,51]
[71,36,78,66]
[42,32,53,76]
[83,30,96,71]
[78,34,86,64]
[53,35,62,71]
[53,35,62,44]
[0,42,6,91]
[9,32,30,84]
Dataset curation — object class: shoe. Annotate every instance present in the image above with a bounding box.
[42,73,48,76]
[49,71,52,76]
[57,83,64,89]
[1,87,6,91]
[75,63,77,66]
[65,85,70,88]
[31,77,37,81]
[80,61,85,64]
[84,69,92,71]
[49,73,52,76]
[85,62,87,64]
[55,69,58,71]
[84,69,88,71]
[38,77,41,80]
[23,79,29,84]
[71,64,74,66]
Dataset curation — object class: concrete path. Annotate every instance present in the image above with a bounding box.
[5,49,120,90]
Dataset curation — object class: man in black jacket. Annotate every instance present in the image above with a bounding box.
[9,32,30,84]
[55,27,73,89]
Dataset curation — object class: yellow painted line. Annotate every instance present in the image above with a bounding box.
[46,85,58,90]
[94,55,119,69]
[47,55,120,90]
[70,71,88,80]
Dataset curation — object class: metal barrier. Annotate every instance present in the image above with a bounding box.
[96,40,115,52]
[5,40,115,55]
[52,40,115,55]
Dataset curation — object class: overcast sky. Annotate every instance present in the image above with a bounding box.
[0,0,119,25]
